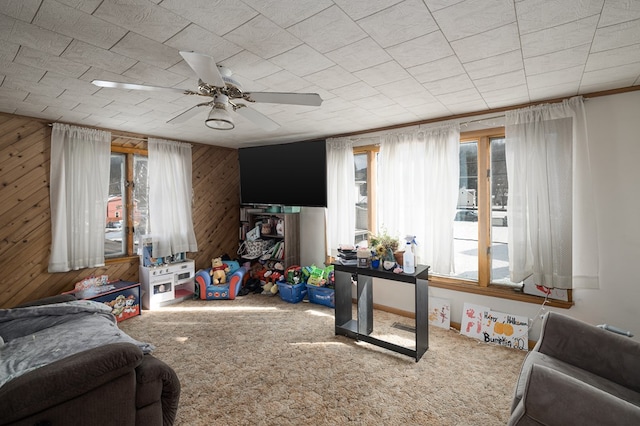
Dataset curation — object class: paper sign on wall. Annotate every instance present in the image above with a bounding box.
[428,297,451,329]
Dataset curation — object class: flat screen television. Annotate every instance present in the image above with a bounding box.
[238,139,327,207]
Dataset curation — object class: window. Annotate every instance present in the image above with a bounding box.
[353,129,521,289]
[105,147,148,259]
[353,146,378,244]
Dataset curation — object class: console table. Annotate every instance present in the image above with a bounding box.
[333,263,430,362]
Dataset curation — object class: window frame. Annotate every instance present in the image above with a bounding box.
[105,144,147,264]
[352,129,572,308]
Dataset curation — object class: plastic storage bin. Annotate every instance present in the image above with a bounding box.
[306,284,335,308]
[277,281,307,303]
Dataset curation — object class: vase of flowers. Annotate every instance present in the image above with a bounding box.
[369,228,399,270]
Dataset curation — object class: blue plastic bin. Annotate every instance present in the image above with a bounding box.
[306,284,335,308]
[277,281,307,303]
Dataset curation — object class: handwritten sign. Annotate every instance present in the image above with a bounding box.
[428,297,451,329]
[461,303,529,351]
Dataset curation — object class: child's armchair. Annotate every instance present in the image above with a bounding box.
[195,260,248,300]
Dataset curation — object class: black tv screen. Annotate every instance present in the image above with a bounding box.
[239,140,327,207]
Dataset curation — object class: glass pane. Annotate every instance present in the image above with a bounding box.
[490,137,519,287]
[105,154,126,257]
[354,153,368,245]
[453,142,478,280]
[133,155,149,255]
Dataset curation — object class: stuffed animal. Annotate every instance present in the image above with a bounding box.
[210,257,230,285]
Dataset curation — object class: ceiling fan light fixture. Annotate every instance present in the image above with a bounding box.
[205,94,234,130]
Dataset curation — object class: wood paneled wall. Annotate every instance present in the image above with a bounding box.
[0,113,239,308]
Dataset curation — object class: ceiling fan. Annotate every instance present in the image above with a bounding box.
[91,51,323,131]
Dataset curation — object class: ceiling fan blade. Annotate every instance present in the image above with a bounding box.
[179,51,225,87]
[92,80,187,94]
[167,104,206,124]
[244,92,323,106]
[235,106,280,131]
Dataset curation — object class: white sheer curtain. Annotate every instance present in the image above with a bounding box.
[378,124,460,274]
[505,96,598,289]
[325,137,356,256]
[148,138,198,258]
[48,123,111,272]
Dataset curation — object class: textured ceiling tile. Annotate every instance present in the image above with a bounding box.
[122,61,187,87]
[376,77,437,104]
[528,82,579,101]
[599,0,640,27]
[333,0,404,20]
[422,73,474,95]
[357,0,438,48]
[463,50,523,80]
[437,87,484,104]
[585,43,640,72]
[480,84,530,105]
[433,0,515,41]
[55,0,102,14]
[59,90,112,108]
[423,0,465,12]
[451,23,520,63]
[3,75,64,98]
[0,60,46,82]
[581,63,640,89]
[270,44,335,77]
[524,45,590,76]
[15,46,89,78]
[1,17,72,56]
[226,15,302,59]
[325,38,391,73]
[521,15,598,58]
[33,0,128,49]
[164,24,243,64]
[473,69,526,92]
[354,61,410,87]
[526,66,583,89]
[159,0,258,37]
[221,51,282,81]
[241,0,333,27]
[111,32,182,69]
[62,40,137,74]
[0,85,29,101]
[255,69,310,92]
[516,0,604,35]
[591,20,640,53]
[0,37,20,62]
[408,55,466,83]
[94,0,189,43]
[445,98,489,115]
[40,72,100,96]
[0,0,40,22]
[288,6,367,53]
[323,38,389,74]
[25,92,79,110]
[329,81,380,101]
[305,65,360,90]
[386,31,453,68]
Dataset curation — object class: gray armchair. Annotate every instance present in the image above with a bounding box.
[508,311,640,425]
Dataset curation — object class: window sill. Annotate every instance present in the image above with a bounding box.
[429,276,573,309]
[105,255,139,265]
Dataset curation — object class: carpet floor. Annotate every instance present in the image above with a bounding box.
[119,293,526,425]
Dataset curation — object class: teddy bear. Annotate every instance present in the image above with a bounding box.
[209,257,230,285]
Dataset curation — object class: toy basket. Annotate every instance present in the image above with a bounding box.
[277,281,307,303]
[306,284,335,308]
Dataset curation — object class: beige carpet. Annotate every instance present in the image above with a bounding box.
[119,294,526,425]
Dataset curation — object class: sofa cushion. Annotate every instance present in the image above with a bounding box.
[513,350,640,412]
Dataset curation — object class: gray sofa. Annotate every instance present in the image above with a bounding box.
[0,294,180,426]
[508,311,640,425]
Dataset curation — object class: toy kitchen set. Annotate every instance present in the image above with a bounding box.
[139,237,195,310]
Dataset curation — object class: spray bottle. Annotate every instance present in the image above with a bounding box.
[403,235,417,274]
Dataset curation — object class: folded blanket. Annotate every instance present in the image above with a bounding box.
[0,300,154,388]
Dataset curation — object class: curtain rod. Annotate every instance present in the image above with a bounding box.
[48,123,148,141]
